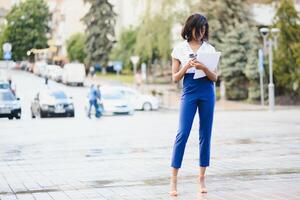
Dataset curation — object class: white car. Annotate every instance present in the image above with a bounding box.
[47,65,63,82]
[115,86,160,111]
[86,86,134,116]
[62,63,86,86]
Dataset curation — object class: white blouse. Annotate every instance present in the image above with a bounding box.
[171,40,216,77]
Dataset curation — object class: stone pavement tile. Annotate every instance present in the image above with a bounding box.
[64,190,87,200]
[48,192,71,200]
[80,189,103,198]
[15,194,35,200]
[32,192,54,200]
[94,188,115,197]
[0,195,18,200]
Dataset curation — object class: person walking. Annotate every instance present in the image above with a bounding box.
[95,84,103,118]
[87,84,99,118]
[169,13,218,196]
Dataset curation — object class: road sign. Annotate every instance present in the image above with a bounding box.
[113,61,123,72]
[3,51,12,60]
[2,43,12,52]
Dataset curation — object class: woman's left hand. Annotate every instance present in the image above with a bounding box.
[191,60,207,71]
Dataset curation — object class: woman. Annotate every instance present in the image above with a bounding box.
[170,13,218,196]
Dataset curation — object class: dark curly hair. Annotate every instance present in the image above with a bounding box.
[181,13,209,42]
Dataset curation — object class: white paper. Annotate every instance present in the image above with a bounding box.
[193,52,221,79]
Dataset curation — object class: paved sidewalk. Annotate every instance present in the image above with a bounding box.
[0,109,300,199]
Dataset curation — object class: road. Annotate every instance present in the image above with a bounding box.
[0,70,300,200]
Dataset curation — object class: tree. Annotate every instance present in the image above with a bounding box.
[273,0,300,96]
[194,0,260,100]
[2,0,50,60]
[110,27,137,71]
[83,0,116,68]
[135,0,179,63]
[66,33,86,63]
[135,13,172,64]
[245,28,261,101]
[221,22,250,100]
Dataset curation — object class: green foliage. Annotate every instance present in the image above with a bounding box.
[134,0,175,64]
[0,24,5,58]
[66,33,86,63]
[110,27,137,71]
[196,0,259,100]
[221,23,250,100]
[245,28,261,101]
[2,0,50,60]
[273,0,300,96]
[83,0,116,67]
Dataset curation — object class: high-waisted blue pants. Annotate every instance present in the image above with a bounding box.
[171,74,215,168]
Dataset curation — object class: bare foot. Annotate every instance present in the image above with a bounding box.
[199,176,208,193]
[169,176,178,196]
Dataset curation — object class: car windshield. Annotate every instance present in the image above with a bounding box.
[102,90,123,100]
[0,83,10,89]
[0,91,15,101]
[50,91,67,99]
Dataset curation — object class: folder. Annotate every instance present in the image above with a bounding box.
[193,52,221,79]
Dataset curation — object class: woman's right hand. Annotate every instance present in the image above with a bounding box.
[184,58,196,71]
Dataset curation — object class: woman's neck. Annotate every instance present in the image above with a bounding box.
[189,39,203,45]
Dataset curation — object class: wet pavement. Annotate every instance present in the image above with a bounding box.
[0,70,300,199]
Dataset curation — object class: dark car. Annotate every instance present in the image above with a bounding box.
[0,90,21,120]
[31,90,74,118]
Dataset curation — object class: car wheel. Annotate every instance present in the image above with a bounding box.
[68,112,75,118]
[8,116,13,120]
[15,112,21,119]
[40,110,46,118]
[143,102,152,111]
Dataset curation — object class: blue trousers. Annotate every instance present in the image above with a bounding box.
[171,74,215,168]
[88,99,102,118]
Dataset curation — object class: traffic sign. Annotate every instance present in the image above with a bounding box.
[3,51,12,60]
[2,43,12,52]
[113,61,123,72]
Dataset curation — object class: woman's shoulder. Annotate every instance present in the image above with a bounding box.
[203,41,216,52]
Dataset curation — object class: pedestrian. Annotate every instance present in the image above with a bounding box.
[88,84,101,118]
[7,76,16,95]
[95,84,103,118]
[169,13,218,196]
[45,75,49,85]
[134,69,142,88]
[90,66,95,78]
[87,84,99,118]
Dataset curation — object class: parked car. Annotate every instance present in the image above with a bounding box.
[31,90,74,118]
[0,90,21,120]
[62,63,85,86]
[115,86,160,111]
[0,81,10,90]
[0,81,16,95]
[47,65,63,82]
[20,61,29,71]
[85,86,134,116]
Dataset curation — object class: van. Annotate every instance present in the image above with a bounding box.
[62,63,86,86]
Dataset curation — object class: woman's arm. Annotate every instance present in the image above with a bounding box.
[172,58,194,83]
[191,60,218,82]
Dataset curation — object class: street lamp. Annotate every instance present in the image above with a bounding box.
[259,27,280,111]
